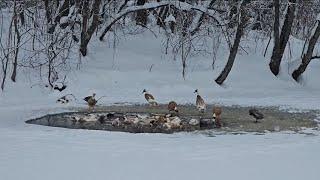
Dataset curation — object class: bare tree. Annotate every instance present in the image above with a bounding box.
[11,0,22,82]
[215,0,250,85]
[0,0,23,89]
[269,0,296,76]
[80,0,103,56]
[1,0,320,92]
[292,17,320,81]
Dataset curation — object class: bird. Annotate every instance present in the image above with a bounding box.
[142,89,158,106]
[212,106,222,118]
[83,93,97,110]
[249,108,264,123]
[168,101,179,114]
[194,89,206,113]
[213,106,222,128]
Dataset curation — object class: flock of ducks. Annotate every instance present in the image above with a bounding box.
[141,89,223,127]
[71,89,264,128]
[142,89,207,113]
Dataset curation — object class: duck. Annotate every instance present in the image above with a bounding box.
[194,89,206,113]
[142,89,158,106]
[168,101,179,113]
[83,93,97,110]
[249,108,264,123]
[213,106,222,128]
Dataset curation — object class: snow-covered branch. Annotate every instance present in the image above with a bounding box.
[99,0,226,40]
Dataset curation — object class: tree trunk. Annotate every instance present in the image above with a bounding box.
[135,0,148,26]
[48,0,70,34]
[80,0,89,56]
[80,0,102,56]
[269,0,296,76]
[215,2,248,85]
[273,0,280,57]
[43,0,52,24]
[11,5,21,82]
[292,20,320,81]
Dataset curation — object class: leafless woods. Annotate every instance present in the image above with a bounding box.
[0,0,320,90]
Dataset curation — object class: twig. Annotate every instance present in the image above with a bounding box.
[97,96,107,102]
[311,56,320,60]
[263,36,271,57]
[149,64,154,72]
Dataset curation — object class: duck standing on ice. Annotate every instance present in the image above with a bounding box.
[168,101,179,115]
[83,93,97,110]
[249,108,264,123]
[194,89,206,113]
[142,89,158,106]
[213,106,222,128]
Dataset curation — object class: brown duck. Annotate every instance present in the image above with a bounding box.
[83,93,97,110]
[168,101,179,113]
[213,106,222,128]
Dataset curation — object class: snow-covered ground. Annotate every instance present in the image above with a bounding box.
[1,125,320,180]
[1,31,320,179]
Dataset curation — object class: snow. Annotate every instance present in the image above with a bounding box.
[164,14,176,23]
[63,33,320,110]
[1,124,320,180]
[1,20,320,180]
[59,16,69,25]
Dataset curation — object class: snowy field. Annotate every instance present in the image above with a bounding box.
[1,32,320,180]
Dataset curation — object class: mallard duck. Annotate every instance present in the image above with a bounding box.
[213,106,222,128]
[83,93,97,110]
[168,101,179,113]
[142,89,158,106]
[249,108,264,123]
[194,89,206,113]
